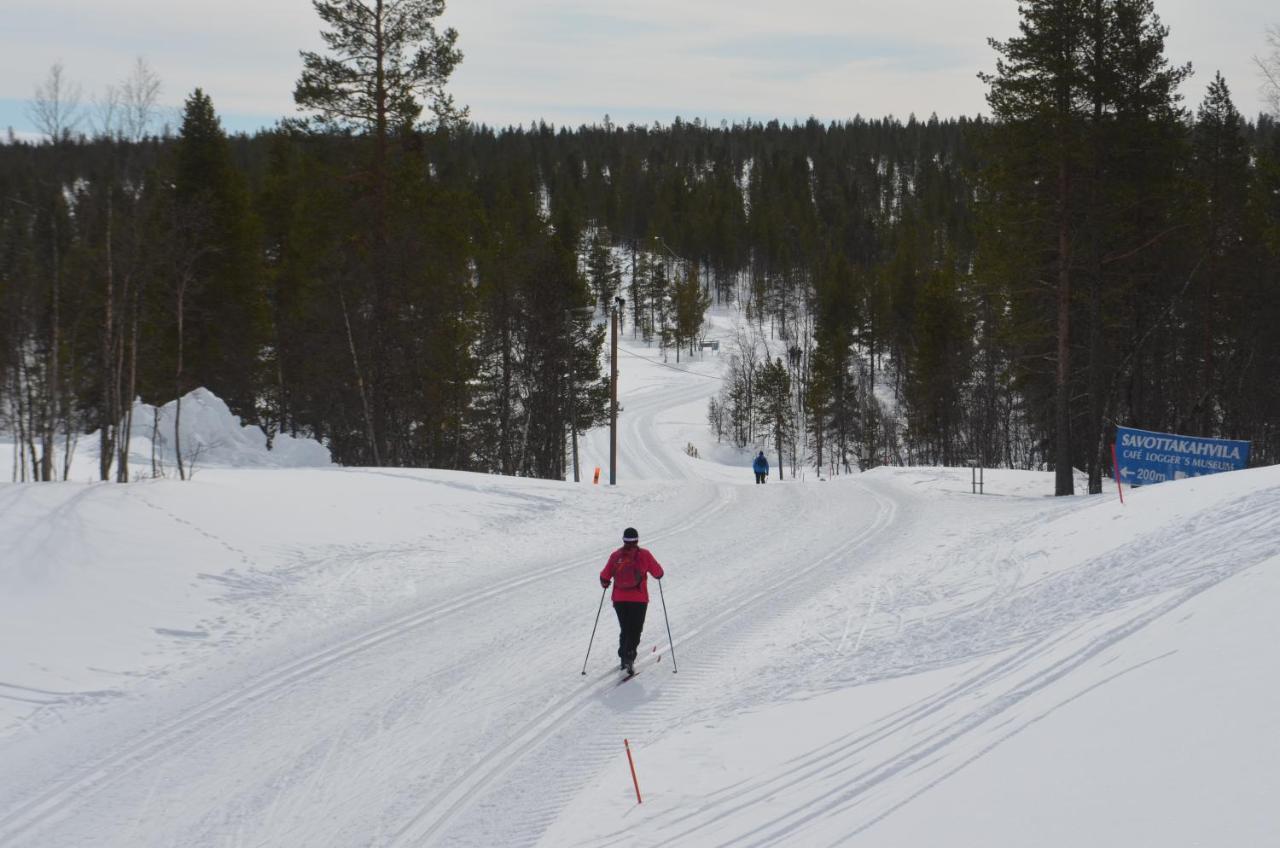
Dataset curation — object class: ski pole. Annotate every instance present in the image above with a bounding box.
[657,576,677,673]
[581,585,608,674]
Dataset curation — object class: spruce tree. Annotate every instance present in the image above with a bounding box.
[756,357,793,480]
[1189,73,1250,434]
[169,88,268,435]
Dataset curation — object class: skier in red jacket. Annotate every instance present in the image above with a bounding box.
[599,527,665,674]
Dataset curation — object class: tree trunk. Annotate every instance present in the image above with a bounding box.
[813,403,824,474]
[1055,152,1074,497]
[499,311,513,475]
[339,282,380,466]
[100,195,116,481]
[1085,4,1104,495]
[42,213,61,482]
[151,405,160,477]
[1087,271,1104,494]
[368,0,390,466]
[175,279,186,481]
[117,270,139,482]
[14,370,29,481]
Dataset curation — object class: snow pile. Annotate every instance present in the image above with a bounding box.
[3,388,330,482]
[107,388,331,471]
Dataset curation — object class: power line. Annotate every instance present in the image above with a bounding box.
[618,346,724,381]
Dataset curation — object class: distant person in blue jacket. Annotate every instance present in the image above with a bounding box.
[753,451,769,484]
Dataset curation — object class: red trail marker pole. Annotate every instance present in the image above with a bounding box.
[624,739,642,804]
[1112,443,1125,505]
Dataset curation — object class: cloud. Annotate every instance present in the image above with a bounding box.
[1,0,1274,135]
[441,0,1012,126]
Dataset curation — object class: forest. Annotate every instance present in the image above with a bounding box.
[2,0,1279,493]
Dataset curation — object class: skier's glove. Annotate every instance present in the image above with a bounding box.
[600,578,610,588]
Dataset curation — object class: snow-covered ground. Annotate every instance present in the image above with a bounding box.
[1,309,1277,847]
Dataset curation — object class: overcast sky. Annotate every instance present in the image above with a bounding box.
[2,0,1275,138]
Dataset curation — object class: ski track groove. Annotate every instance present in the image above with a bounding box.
[388,483,899,846]
[11,335,1269,846]
[0,482,736,846]
[387,369,727,846]
[625,484,1280,847]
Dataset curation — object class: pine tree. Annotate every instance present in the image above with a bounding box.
[756,357,793,480]
[585,227,621,310]
[293,0,465,465]
[671,261,711,361]
[980,0,1189,494]
[981,0,1091,496]
[1080,0,1189,492]
[294,0,464,135]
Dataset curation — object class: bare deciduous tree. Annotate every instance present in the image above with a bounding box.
[91,84,122,139]
[1257,25,1280,115]
[120,57,163,142]
[27,62,83,143]
[91,57,162,141]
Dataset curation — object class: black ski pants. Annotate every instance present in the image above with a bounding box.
[613,601,648,665]
[754,471,767,484]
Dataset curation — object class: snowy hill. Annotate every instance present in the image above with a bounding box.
[1,312,1277,847]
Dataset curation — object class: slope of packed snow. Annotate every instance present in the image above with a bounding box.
[1,307,1277,847]
[541,465,1280,847]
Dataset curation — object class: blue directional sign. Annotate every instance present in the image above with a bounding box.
[1115,426,1251,486]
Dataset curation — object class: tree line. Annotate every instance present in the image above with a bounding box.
[2,0,1278,490]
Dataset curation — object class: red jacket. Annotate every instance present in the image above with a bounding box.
[600,545,664,603]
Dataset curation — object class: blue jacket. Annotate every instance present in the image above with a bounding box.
[753,454,769,473]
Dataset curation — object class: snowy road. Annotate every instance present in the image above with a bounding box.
[2,315,1278,846]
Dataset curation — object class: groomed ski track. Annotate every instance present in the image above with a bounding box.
[3,322,1277,846]
[0,331,905,847]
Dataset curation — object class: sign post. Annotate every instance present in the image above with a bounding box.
[969,460,984,495]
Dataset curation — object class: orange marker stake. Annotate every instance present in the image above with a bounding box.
[624,739,643,804]
[593,466,601,484]
[1112,443,1125,505]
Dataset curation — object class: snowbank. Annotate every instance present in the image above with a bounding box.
[113,388,331,470]
[2,388,331,481]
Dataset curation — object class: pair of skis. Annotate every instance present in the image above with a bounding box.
[582,578,678,679]
[617,646,665,684]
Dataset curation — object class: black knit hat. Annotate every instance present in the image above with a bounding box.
[622,527,639,543]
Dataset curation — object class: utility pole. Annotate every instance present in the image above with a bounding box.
[570,399,581,484]
[564,305,593,483]
[570,366,580,482]
[610,296,624,485]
